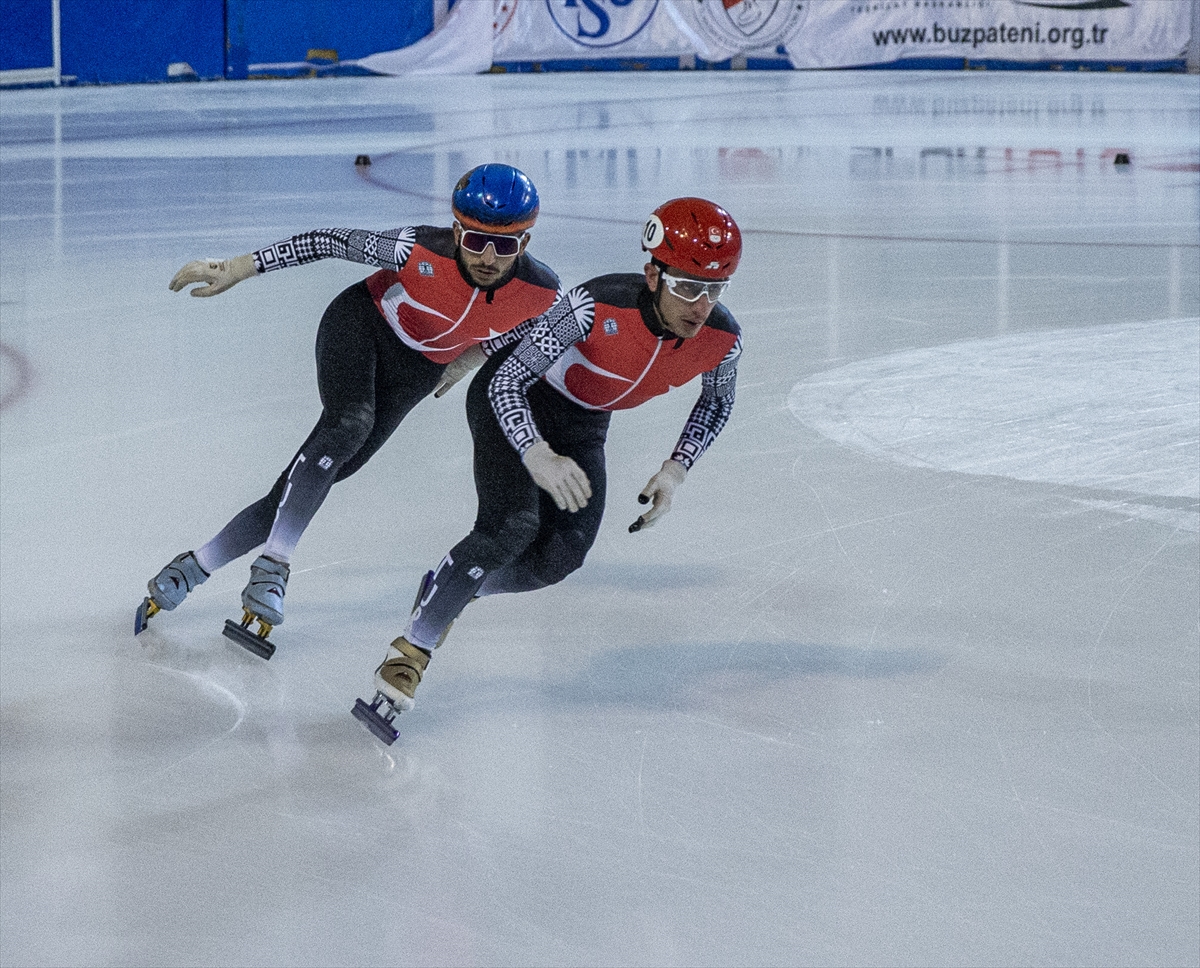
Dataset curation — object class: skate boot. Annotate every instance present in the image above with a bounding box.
[222,555,289,659]
[352,637,430,745]
[135,551,209,635]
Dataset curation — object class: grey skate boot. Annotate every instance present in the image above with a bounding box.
[148,551,209,610]
[135,551,209,634]
[241,555,289,627]
[222,555,289,659]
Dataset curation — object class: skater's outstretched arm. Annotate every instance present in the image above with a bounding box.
[253,227,417,272]
[169,255,257,297]
[169,227,421,297]
[628,335,741,533]
[669,333,741,469]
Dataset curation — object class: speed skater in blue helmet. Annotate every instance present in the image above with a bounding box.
[452,164,540,233]
[451,164,541,290]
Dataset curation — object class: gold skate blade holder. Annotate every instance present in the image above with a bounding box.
[134,597,161,635]
[222,609,276,659]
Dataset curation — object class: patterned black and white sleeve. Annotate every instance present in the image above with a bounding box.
[252,227,417,273]
[480,283,567,357]
[670,334,741,469]
[487,286,596,456]
[480,317,536,357]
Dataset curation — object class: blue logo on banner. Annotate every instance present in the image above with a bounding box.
[546,0,660,48]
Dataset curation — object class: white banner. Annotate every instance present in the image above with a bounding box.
[491,0,1190,68]
[351,0,1192,74]
[788,0,1193,69]
[494,0,807,63]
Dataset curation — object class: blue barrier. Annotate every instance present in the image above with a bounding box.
[1,0,435,85]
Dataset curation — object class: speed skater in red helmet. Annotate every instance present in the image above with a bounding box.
[136,164,561,658]
[354,197,744,743]
[639,197,741,340]
[641,196,742,279]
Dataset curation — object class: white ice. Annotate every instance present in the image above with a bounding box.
[1,70,1198,967]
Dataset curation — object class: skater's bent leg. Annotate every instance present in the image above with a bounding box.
[262,328,444,560]
[194,494,278,574]
[400,353,542,640]
[477,484,606,595]
[255,280,443,558]
[478,407,608,596]
[406,509,539,651]
[261,403,375,562]
[193,281,387,572]
[324,282,443,485]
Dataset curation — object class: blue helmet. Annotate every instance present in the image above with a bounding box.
[452,164,539,234]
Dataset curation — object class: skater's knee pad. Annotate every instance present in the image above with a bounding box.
[313,403,375,460]
[335,403,375,451]
[455,530,512,574]
[530,527,592,588]
[493,507,540,556]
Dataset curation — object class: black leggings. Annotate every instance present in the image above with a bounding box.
[198,281,444,570]
[407,344,611,649]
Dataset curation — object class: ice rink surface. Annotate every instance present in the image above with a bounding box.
[1,68,1198,967]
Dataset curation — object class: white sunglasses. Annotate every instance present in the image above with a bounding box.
[661,274,730,303]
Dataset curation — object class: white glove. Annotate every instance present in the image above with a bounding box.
[522,440,592,513]
[434,344,487,398]
[169,254,257,297]
[628,459,687,533]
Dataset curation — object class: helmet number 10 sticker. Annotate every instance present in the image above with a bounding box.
[642,214,664,249]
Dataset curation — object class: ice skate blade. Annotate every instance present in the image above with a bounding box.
[352,696,401,745]
[223,618,276,659]
[134,597,159,636]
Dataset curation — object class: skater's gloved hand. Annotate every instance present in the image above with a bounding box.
[522,440,592,513]
[629,459,687,533]
[169,254,257,297]
[434,344,487,398]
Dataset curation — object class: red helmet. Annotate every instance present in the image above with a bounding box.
[641,197,741,280]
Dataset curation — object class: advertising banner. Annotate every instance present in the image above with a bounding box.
[488,0,1191,70]
[493,0,807,64]
[349,0,1194,75]
[786,0,1193,69]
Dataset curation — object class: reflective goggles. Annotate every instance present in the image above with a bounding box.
[459,228,524,257]
[661,274,730,303]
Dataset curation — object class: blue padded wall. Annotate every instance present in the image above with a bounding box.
[226,0,435,79]
[0,0,56,71]
[60,0,225,83]
[2,0,435,84]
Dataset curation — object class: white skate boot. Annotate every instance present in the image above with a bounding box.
[374,637,431,712]
[353,570,453,744]
[351,637,431,745]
